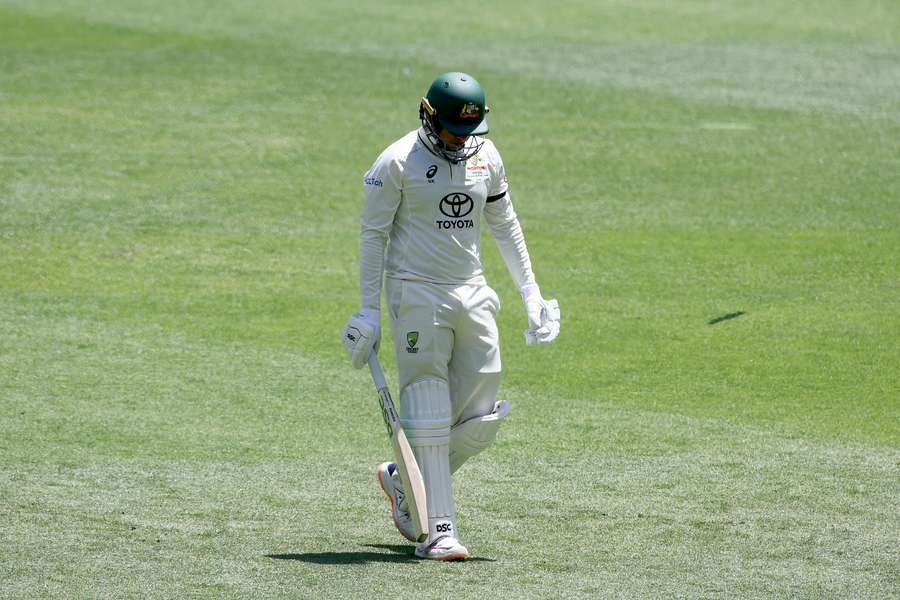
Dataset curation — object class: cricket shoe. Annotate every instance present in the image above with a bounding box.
[415,535,470,561]
[376,462,417,542]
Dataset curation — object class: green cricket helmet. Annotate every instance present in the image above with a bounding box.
[419,72,490,163]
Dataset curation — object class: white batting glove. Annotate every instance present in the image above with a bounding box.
[342,310,380,369]
[521,283,560,345]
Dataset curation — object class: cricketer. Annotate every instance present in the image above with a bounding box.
[343,72,560,560]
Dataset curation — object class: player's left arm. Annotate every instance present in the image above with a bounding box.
[482,142,560,345]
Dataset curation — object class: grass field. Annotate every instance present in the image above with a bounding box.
[1,1,898,597]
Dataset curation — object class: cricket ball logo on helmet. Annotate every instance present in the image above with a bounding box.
[459,102,480,119]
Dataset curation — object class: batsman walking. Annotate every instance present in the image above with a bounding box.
[343,72,560,561]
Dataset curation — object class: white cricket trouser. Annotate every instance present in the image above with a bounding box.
[385,278,503,541]
[385,278,502,425]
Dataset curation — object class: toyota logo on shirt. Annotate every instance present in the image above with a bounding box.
[435,192,476,230]
[439,193,474,218]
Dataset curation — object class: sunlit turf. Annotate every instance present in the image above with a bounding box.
[1,1,898,597]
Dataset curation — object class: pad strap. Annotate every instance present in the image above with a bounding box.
[449,400,510,473]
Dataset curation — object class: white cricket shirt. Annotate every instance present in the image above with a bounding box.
[359,128,534,311]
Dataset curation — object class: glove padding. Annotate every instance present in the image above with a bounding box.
[521,284,560,345]
[342,310,380,369]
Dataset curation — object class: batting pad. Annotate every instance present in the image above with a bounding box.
[449,400,510,473]
[400,378,458,541]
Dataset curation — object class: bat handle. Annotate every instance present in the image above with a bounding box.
[368,353,398,437]
[368,353,387,390]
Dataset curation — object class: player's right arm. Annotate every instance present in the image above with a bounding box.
[359,152,402,312]
[343,151,402,368]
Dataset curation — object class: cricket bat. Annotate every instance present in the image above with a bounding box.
[368,354,428,543]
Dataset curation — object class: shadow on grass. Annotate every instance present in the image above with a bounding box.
[266,544,495,564]
[708,311,746,325]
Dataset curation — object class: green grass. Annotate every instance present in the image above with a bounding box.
[1,1,898,597]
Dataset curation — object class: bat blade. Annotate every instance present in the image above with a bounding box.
[389,413,428,543]
[369,356,428,543]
